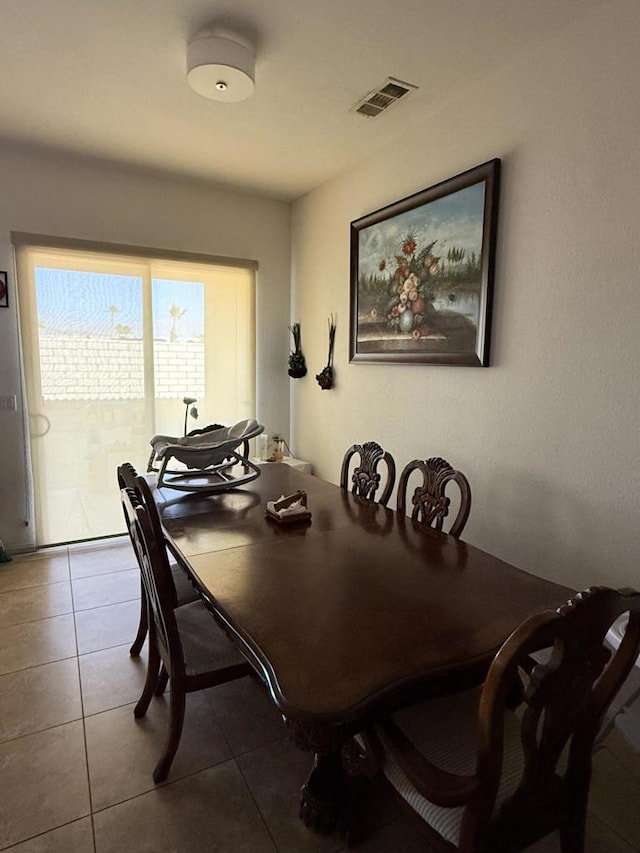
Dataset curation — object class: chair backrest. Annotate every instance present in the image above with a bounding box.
[120,477,185,677]
[467,586,640,850]
[118,462,168,577]
[340,441,396,506]
[396,457,471,538]
[118,462,144,560]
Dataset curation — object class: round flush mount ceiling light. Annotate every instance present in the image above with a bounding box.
[187,35,255,102]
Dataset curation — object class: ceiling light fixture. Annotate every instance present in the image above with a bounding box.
[187,34,255,103]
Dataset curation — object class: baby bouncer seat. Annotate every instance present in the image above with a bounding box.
[148,418,264,492]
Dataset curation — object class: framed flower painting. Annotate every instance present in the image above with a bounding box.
[349,159,500,366]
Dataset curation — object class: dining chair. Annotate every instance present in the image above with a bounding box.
[363,586,640,853]
[118,463,200,657]
[340,441,396,506]
[121,476,251,783]
[396,457,471,538]
[596,612,640,746]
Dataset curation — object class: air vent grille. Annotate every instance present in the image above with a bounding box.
[380,81,410,99]
[352,77,418,118]
[367,92,395,109]
[356,103,383,117]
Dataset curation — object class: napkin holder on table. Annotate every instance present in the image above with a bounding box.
[266,490,311,524]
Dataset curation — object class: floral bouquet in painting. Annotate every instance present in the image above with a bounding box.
[383,233,442,337]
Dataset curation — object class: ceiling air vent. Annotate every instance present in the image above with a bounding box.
[352,77,418,118]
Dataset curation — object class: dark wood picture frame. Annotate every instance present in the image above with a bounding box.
[0,271,8,308]
[349,158,500,366]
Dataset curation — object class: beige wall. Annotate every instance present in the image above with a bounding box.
[0,145,290,551]
[290,0,640,590]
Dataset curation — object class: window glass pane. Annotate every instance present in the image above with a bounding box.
[152,278,205,401]
[35,268,143,400]
[18,246,255,545]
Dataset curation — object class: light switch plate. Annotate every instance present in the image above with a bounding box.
[0,395,17,410]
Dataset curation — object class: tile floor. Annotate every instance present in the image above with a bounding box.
[0,538,638,852]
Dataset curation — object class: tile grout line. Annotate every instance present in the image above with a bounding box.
[0,547,95,852]
[69,546,99,853]
[590,741,640,851]
[70,565,140,581]
[0,581,75,630]
[0,550,75,700]
[0,649,79,679]
[68,541,177,849]
[234,754,282,853]
[0,714,84,749]
[0,819,91,853]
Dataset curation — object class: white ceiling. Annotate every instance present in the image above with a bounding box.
[0,0,592,201]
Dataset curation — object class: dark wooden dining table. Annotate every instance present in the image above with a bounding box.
[155,462,572,838]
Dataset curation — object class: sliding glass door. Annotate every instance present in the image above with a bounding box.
[17,245,254,545]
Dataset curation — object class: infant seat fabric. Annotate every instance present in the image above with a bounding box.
[148,418,264,492]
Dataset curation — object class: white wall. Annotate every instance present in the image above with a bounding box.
[290,0,640,591]
[0,145,290,551]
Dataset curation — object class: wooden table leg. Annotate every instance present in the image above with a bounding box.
[298,738,373,843]
[299,751,343,834]
[338,736,373,846]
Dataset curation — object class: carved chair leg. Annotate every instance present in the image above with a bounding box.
[153,686,186,783]
[559,823,586,853]
[134,633,161,719]
[559,799,588,853]
[129,582,148,657]
[154,665,169,696]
